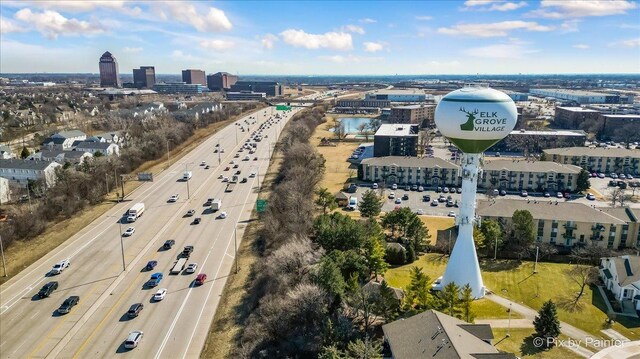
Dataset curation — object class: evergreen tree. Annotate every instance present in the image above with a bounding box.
[314,257,347,303]
[576,169,591,193]
[364,235,388,279]
[460,284,475,323]
[20,146,30,159]
[346,336,382,359]
[405,267,433,310]
[473,226,486,253]
[377,280,400,322]
[316,187,338,214]
[437,282,461,318]
[507,209,535,256]
[359,189,382,218]
[406,242,416,264]
[480,219,503,257]
[533,300,561,348]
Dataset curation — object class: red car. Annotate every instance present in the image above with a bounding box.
[224,167,230,171]
[195,273,207,286]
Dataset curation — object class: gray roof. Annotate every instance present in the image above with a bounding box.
[0,145,12,153]
[477,199,627,225]
[392,104,435,110]
[508,129,586,137]
[556,106,600,113]
[383,310,505,359]
[56,130,86,138]
[483,160,582,174]
[600,207,639,223]
[368,89,425,95]
[0,159,60,171]
[361,156,459,170]
[43,137,66,145]
[362,280,404,301]
[74,141,114,150]
[543,147,640,158]
[604,256,640,287]
[375,124,419,137]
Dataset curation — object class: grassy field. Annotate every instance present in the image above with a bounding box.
[492,328,584,359]
[474,298,523,319]
[385,254,640,340]
[311,117,361,193]
[0,106,265,286]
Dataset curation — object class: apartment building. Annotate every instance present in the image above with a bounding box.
[543,147,640,175]
[373,124,419,157]
[358,156,460,188]
[389,104,435,127]
[480,160,582,193]
[0,159,62,188]
[477,199,638,250]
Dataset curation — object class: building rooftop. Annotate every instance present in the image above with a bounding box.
[532,89,612,97]
[361,156,459,169]
[374,123,419,137]
[600,114,640,119]
[368,88,426,95]
[543,146,640,158]
[0,159,60,171]
[509,129,587,137]
[603,255,640,287]
[392,104,436,110]
[98,89,157,96]
[557,106,600,113]
[74,141,115,150]
[382,310,512,359]
[483,160,583,174]
[477,199,627,225]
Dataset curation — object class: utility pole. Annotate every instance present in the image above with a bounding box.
[166,139,170,163]
[507,303,512,337]
[0,235,7,277]
[533,246,539,274]
[234,225,239,274]
[494,235,498,260]
[26,184,33,213]
[105,173,109,194]
[217,139,221,165]
[117,220,125,272]
[120,175,125,201]
[185,163,191,199]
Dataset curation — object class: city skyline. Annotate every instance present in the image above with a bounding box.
[1,0,639,75]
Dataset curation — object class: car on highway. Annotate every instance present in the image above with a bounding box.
[205,198,214,206]
[224,167,230,171]
[586,193,596,200]
[146,273,163,287]
[218,211,227,219]
[144,261,157,271]
[185,263,198,274]
[123,227,135,237]
[57,296,79,314]
[50,259,70,275]
[38,281,58,298]
[233,164,239,169]
[195,273,207,286]
[154,288,167,301]
[240,178,248,183]
[124,330,144,349]
[200,161,206,166]
[205,165,210,170]
[192,217,201,225]
[127,303,144,318]
[163,240,175,250]
[182,246,194,258]
[249,172,256,178]
[448,211,457,217]
[234,154,239,158]
[168,194,179,202]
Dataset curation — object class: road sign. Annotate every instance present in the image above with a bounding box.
[138,172,154,182]
[256,199,267,213]
[276,105,291,111]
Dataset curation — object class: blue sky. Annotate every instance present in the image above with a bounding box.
[1,0,639,75]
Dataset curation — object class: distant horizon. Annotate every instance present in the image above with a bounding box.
[2,72,640,77]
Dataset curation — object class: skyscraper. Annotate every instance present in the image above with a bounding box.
[99,51,121,88]
[133,66,156,89]
[207,72,238,91]
[182,69,206,86]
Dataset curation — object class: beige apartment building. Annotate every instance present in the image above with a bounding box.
[543,147,640,175]
[477,199,640,250]
[480,160,582,193]
[389,104,435,127]
[359,156,460,188]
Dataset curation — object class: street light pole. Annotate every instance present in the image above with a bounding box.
[217,139,221,165]
[507,303,512,337]
[0,235,7,277]
[235,125,238,145]
[533,246,539,274]
[234,225,239,274]
[117,220,125,272]
[185,163,191,199]
[166,139,171,163]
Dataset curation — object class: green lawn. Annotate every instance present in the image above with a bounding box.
[492,328,584,359]
[385,254,640,340]
[474,298,523,320]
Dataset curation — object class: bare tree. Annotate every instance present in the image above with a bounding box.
[566,264,598,304]
[609,188,628,207]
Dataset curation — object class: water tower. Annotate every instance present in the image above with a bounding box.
[434,85,517,298]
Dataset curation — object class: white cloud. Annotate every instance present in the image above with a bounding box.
[359,18,376,23]
[415,15,433,20]
[464,1,528,11]
[560,19,580,33]
[14,8,105,39]
[3,0,142,15]
[0,16,26,33]
[199,39,235,51]
[620,23,640,30]
[618,38,640,48]
[573,44,589,49]
[153,1,232,32]
[319,54,382,64]
[261,34,278,49]
[342,24,365,34]
[280,29,352,50]
[528,0,637,18]
[123,46,143,53]
[363,42,384,52]
[463,41,538,58]
[438,20,553,37]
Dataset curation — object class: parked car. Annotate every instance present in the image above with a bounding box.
[391,184,398,190]
[38,281,58,298]
[127,303,144,318]
[372,183,378,189]
[597,173,605,179]
[499,190,507,196]
[394,198,402,204]
[556,192,563,198]
[185,263,198,274]
[564,192,571,199]
[418,186,424,192]
[205,165,210,169]
[200,161,206,166]
[388,192,395,199]
[411,185,418,191]
[491,189,499,196]
[153,288,167,301]
[436,187,442,193]
[423,195,431,202]
[520,190,528,197]
[144,260,157,271]
[448,211,456,217]
[163,240,175,250]
[405,185,411,191]
[195,273,207,285]
[431,200,439,206]
[443,187,449,193]
[586,193,596,200]
[456,187,462,194]
[58,296,79,314]
[402,194,409,200]
[543,192,550,198]
[416,209,425,215]
[124,330,144,349]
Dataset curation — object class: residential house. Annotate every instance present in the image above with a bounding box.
[31,149,93,165]
[0,145,15,159]
[600,255,640,311]
[0,159,62,187]
[73,141,120,156]
[42,130,86,151]
[382,309,515,359]
[477,199,637,250]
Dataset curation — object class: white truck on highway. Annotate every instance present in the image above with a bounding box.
[170,258,187,274]
[210,199,222,211]
[127,203,145,222]
[183,171,192,180]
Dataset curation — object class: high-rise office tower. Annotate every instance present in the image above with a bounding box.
[99,51,121,88]
[182,69,206,86]
[207,72,238,91]
[133,66,156,89]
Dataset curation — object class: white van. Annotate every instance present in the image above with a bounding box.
[348,196,358,210]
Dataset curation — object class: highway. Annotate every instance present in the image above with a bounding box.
[0,103,306,358]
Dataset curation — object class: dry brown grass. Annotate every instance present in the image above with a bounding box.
[0,106,265,286]
[312,118,361,193]
[200,115,289,359]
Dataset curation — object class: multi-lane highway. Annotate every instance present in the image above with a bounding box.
[0,104,304,358]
